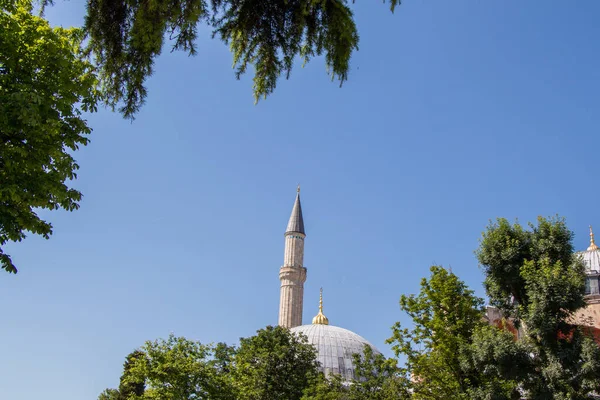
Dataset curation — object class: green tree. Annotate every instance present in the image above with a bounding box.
[80,0,401,118]
[302,345,409,400]
[97,350,147,400]
[0,0,98,274]
[234,325,321,400]
[99,327,322,400]
[301,373,346,400]
[98,334,236,400]
[117,350,147,400]
[388,265,519,399]
[475,216,600,399]
[97,389,120,400]
[347,345,409,400]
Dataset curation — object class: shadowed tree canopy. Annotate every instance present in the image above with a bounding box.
[80,0,401,118]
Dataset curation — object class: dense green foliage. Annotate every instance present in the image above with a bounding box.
[0,0,97,273]
[83,0,401,118]
[99,326,323,400]
[98,350,146,400]
[387,266,519,399]
[302,345,409,400]
[475,216,600,399]
[233,325,321,399]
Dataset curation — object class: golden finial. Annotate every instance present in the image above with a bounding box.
[312,287,329,325]
[319,287,323,311]
[589,225,599,251]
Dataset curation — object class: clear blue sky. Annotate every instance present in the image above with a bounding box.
[2,1,600,399]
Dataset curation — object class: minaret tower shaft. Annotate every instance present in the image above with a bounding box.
[278,186,307,328]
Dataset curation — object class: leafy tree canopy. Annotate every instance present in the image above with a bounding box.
[475,216,600,399]
[99,326,322,400]
[100,334,236,400]
[0,0,98,274]
[387,265,505,400]
[234,325,321,400]
[302,345,409,400]
[75,0,401,118]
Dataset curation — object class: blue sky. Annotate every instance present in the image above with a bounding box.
[2,1,600,399]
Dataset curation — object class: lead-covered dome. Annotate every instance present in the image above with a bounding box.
[582,226,600,273]
[291,324,380,381]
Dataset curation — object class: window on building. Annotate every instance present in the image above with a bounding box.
[586,278,591,295]
[588,277,599,295]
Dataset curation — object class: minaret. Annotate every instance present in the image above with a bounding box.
[278,186,307,328]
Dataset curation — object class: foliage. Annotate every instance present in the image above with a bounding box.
[98,335,237,400]
[346,345,409,399]
[387,265,519,399]
[302,345,409,400]
[117,350,147,400]
[97,389,120,400]
[463,324,528,400]
[98,327,322,400]
[301,372,346,400]
[97,350,146,400]
[476,216,583,326]
[475,216,600,399]
[233,325,321,400]
[82,0,401,118]
[0,0,97,273]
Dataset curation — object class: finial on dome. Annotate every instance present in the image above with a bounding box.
[589,225,599,251]
[312,288,329,325]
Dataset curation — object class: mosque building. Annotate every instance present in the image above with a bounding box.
[277,187,380,381]
[574,226,600,338]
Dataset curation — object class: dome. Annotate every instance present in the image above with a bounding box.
[291,324,380,381]
[581,249,600,273]
[580,226,600,273]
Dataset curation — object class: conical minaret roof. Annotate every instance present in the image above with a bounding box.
[286,186,305,234]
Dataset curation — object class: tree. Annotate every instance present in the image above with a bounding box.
[97,389,120,400]
[346,345,409,400]
[118,350,147,399]
[97,350,146,400]
[387,265,519,399]
[303,344,409,400]
[234,325,321,400]
[0,0,98,274]
[475,216,600,399]
[301,373,346,400]
[98,334,236,400]
[80,0,401,118]
[98,327,322,400]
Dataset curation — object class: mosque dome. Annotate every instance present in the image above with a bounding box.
[582,226,600,273]
[291,324,380,381]
[291,289,380,381]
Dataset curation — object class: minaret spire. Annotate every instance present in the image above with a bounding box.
[286,187,305,235]
[278,188,308,329]
[589,225,599,251]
